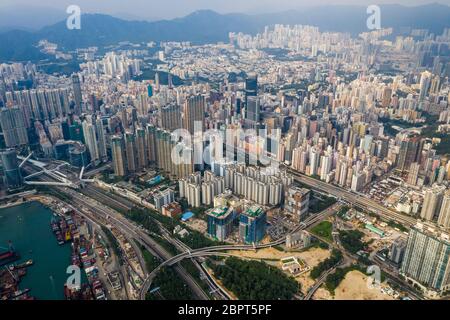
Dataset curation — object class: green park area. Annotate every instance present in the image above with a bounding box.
[209,257,299,300]
[310,221,333,243]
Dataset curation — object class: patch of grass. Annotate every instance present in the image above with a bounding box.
[310,221,333,243]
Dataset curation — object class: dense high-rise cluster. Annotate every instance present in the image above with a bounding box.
[0,20,449,299]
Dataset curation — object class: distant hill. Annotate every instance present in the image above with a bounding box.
[1,4,449,62]
[35,10,261,50]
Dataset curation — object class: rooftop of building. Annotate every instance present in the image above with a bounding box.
[207,206,231,218]
[413,223,450,244]
[244,205,264,218]
[288,185,310,195]
[162,202,181,210]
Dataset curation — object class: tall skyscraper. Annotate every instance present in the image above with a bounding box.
[146,124,157,164]
[154,72,160,91]
[429,75,441,95]
[437,190,450,229]
[245,96,260,124]
[320,154,332,180]
[124,132,137,173]
[407,162,420,186]
[186,182,201,207]
[111,135,127,177]
[136,93,148,117]
[71,74,82,115]
[37,90,49,120]
[239,205,266,244]
[206,206,235,241]
[168,73,173,89]
[136,127,148,171]
[419,71,432,101]
[0,149,23,190]
[89,94,99,112]
[309,147,320,176]
[401,225,450,296]
[420,185,445,221]
[161,104,182,131]
[389,238,406,265]
[183,95,205,135]
[0,106,28,147]
[381,87,392,108]
[95,118,107,160]
[82,119,100,163]
[285,186,310,221]
[15,90,33,127]
[29,90,41,120]
[120,107,129,130]
[397,137,422,172]
[245,73,257,106]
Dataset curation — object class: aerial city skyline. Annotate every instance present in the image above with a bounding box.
[0,1,449,306]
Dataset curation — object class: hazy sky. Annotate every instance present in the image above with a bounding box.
[1,0,447,20]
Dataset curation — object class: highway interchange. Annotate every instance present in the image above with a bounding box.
[21,159,422,300]
[22,163,209,299]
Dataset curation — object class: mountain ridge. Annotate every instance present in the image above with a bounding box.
[1,4,449,62]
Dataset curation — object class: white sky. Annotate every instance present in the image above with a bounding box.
[0,0,447,20]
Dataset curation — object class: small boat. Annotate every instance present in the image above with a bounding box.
[11,288,30,299]
[9,259,33,270]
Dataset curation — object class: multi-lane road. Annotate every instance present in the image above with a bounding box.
[65,187,210,300]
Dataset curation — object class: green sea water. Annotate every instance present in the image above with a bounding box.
[0,201,72,300]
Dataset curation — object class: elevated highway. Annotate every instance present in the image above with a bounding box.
[139,204,338,299]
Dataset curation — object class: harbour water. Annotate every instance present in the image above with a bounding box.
[0,201,72,300]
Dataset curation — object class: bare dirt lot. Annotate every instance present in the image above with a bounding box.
[226,247,330,265]
[314,270,395,300]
